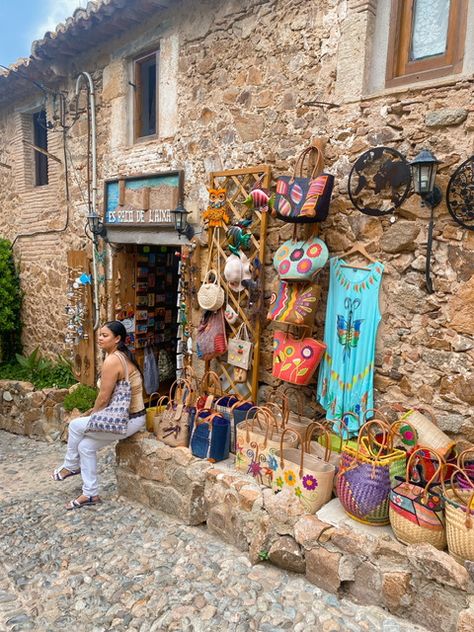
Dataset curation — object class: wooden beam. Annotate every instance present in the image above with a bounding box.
[22,140,62,164]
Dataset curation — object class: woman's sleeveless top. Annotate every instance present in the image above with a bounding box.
[317,257,384,435]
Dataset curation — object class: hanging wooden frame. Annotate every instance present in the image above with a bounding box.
[204,165,271,401]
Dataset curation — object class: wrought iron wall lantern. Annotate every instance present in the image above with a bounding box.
[408,149,442,294]
[87,213,107,240]
[172,202,195,240]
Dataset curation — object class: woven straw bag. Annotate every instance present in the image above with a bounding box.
[146,392,167,432]
[235,406,299,486]
[389,448,446,549]
[336,419,406,526]
[281,386,322,437]
[155,379,194,447]
[272,425,336,513]
[441,466,474,563]
[396,406,454,456]
[197,269,225,311]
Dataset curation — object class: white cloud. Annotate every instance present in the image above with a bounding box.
[34,0,87,39]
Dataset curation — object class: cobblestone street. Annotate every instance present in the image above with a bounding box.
[0,430,428,632]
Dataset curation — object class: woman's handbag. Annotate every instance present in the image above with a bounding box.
[196,308,227,361]
[267,281,321,327]
[272,330,326,385]
[235,407,299,487]
[190,409,230,463]
[441,466,474,563]
[336,420,407,525]
[272,425,336,513]
[155,379,195,447]
[87,352,131,435]
[272,144,334,223]
[146,392,167,432]
[227,323,253,370]
[197,269,225,311]
[273,236,329,281]
[389,448,446,549]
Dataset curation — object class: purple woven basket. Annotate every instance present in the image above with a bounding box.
[337,451,399,526]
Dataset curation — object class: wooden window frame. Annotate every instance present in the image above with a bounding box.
[386,0,468,88]
[133,49,159,143]
[33,109,49,187]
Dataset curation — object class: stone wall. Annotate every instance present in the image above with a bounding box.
[0,0,472,438]
[0,380,69,442]
[116,433,474,632]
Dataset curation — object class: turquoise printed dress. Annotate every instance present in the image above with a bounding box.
[317,257,384,435]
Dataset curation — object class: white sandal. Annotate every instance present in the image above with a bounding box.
[51,467,80,481]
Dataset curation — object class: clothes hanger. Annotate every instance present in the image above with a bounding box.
[339,242,377,271]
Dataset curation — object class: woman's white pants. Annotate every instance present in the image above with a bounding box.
[62,415,145,497]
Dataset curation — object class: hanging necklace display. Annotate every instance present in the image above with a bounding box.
[64,272,91,347]
[446,155,474,231]
[348,146,411,223]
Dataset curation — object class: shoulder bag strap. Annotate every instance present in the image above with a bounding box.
[115,351,129,382]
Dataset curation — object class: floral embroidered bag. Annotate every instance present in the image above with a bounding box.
[272,425,336,513]
[272,330,326,385]
[87,352,131,435]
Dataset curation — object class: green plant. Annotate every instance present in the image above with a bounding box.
[258,550,269,561]
[63,384,97,412]
[0,239,22,361]
[0,349,77,389]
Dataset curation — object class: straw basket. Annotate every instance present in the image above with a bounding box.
[273,425,336,514]
[442,467,474,563]
[389,448,446,549]
[337,420,406,526]
[398,407,454,456]
[146,393,168,432]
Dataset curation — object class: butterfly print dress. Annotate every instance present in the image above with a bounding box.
[317,257,384,435]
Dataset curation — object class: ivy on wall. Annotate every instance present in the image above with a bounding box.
[0,239,22,361]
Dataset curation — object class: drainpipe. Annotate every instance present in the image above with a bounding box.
[75,71,101,331]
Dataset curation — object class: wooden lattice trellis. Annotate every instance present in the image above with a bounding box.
[205,165,272,401]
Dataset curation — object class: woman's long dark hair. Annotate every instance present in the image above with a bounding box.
[103,321,142,374]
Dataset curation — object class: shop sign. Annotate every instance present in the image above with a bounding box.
[104,171,183,228]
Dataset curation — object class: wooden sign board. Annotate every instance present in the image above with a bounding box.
[104,170,183,228]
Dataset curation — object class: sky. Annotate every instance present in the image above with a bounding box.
[0,0,86,67]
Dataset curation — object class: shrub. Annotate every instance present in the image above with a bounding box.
[63,384,97,412]
[0,239,22,361]
[0,349,77,389]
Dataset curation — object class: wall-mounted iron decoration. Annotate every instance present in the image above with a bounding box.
[446,155,474,231]
[348,147,411,221]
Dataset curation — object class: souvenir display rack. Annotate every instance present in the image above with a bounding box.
[205,165,271,401]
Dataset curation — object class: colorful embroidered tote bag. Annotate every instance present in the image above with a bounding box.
[272,426,336,513]
[87,352,131,435]
[155,378,194,448]
[227,323,253,370]
[272,330,326,385]
[267,281,321,327]
[273,236,329,281]
[273,144,334,223]
[235,407,299,487]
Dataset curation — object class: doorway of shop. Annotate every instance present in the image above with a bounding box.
[113,244,181,401]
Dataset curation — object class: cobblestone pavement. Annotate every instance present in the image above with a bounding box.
[0,430,429,632]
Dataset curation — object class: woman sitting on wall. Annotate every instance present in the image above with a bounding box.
[51,321,145,509]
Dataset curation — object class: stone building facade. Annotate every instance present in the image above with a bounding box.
[0,0,472,439]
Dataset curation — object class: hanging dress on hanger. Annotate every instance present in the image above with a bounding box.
[317,257,384,435]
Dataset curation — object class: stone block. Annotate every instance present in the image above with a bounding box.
[306,547,342,593]
[406,583,468,632]
[116,469,149,507]
[382,571,412,612]
[268,536,306,574]
[425,109,468,128]
[331,528,375,558]
[457,608,474,632]
[294,515,335,549]
[407,543,470,590]
[380,222,420,254]
[343,560,381,606]
[238,487,262,512]
[262,488,305,533]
